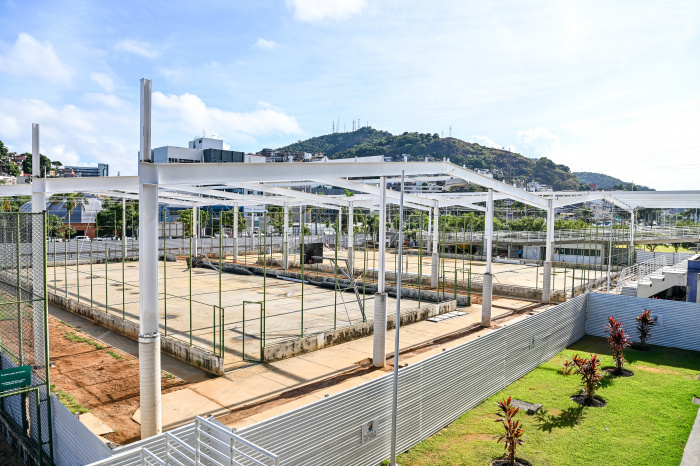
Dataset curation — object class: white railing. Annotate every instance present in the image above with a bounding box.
[615,256,667,293]
[88,416,279,466]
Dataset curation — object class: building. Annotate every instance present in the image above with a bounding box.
[20,195,104,238]
[152,136,245,164]
[64,163,109,177]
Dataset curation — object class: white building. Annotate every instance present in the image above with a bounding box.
[152,136,245,164]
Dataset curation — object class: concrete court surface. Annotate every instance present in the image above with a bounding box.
[48,260,427,367]
[148,297,545,430]
[238,247,604,291]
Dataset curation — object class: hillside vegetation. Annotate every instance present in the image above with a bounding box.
[575,172,653,191]
[279,128,583,190]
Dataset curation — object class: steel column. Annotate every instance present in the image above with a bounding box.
[482,189,494,326]
[31,123,47,365]
[542,200,554,303]
[430,202,439,288]
[138,78,161,438]
[373,176,387,368]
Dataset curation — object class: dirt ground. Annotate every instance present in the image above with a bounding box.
[48,316,188,445]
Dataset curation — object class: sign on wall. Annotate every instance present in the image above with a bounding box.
[0,365,31,392]
[361,418,378,444]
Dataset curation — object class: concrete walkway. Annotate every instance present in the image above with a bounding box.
[681,406,700,465]
[149,298,543,430]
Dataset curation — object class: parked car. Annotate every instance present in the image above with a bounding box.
[47,237,64,243]
[93,237,112,242]
[74,235,91,242]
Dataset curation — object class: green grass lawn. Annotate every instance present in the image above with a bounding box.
[642,245,696,253]
[397,336,700,466]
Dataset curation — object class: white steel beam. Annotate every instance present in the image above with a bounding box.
[234,182,351,208]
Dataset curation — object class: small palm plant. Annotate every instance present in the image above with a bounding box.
[495,396,525,465]
[636,309,657,349]
[605,316,630,374]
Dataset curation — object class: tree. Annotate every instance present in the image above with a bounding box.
[221,210,247,232]
[179,208,210,237]
[48,193,88,240]
[96,199,139,237]
[5,163,21,177]
[47,214,64,238]
[0,140,8,159]
[22,153,54,176]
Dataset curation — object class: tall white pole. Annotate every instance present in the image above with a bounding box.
[606,205,615,293]
[373,176,388,368]
[629,210,635,265]
[31,123,46,366]
[430,202,439,288]
[283,203,289,269]
[390,171,405,466]
[482,189,494,326]
[542,200,554,303]
[192,205,198,256]
[138,78,162,438]
[347,201,354,275]
[232,204,239,261]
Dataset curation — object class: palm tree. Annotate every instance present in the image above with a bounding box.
[48,193,88,240]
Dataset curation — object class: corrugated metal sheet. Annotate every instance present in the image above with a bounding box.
[97,295,591,466]
[587,292,700,352]
[635,249,694,265]
[51,395,111,466]
[229,294,589,466]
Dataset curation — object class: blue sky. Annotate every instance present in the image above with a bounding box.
[0,0,698,189]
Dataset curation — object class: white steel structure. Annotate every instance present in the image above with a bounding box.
[5,79,700,439]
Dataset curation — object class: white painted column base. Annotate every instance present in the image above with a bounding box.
[431,252,439,288]
[373,293,387,368]
[481,272,493,327]
[542,261,552,303]
[138,332,162,438]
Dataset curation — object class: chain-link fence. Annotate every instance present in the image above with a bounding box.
[0,212,52,464]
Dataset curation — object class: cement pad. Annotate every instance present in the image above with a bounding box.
[78,412,114,436]
[132,388,230,429]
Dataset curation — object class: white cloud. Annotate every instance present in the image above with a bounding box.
[253,38,279,49]
[516,127,561,157]
[0,95,137,176]
[470,135,501,149]
[0,33,73,84]
[90,72,115,93]
[114,39,160,59]
[286,0,367,22]
[152,92,301,141]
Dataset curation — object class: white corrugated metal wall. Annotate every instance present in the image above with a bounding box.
[586,292,700,351]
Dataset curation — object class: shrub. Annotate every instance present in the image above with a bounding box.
[572,354,603,402]
[560,354,576,375]
[636,309,657,349]
[495,396,525,465]
[605,316,630,373]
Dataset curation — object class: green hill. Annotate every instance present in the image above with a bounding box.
[575,172,654,191]
[278,129,583,190]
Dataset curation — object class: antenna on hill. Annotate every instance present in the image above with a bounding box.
[332,121,335,134]
[352,120,355,131]
[449,126,452,137]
